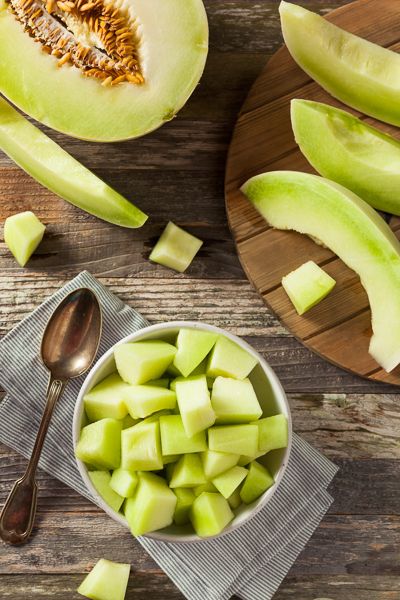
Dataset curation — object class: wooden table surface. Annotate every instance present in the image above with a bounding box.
[0,1,399,598]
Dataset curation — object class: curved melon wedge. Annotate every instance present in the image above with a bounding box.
[280,1,400,126]
[241,171,400,372]
[0,97,147,228]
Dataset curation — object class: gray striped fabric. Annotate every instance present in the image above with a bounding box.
[0,271,338,600]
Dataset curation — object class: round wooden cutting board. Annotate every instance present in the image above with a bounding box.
[225,0,400,386]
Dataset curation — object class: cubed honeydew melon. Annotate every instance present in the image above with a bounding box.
[83,373,129,422]
[159,415,207,455]
[242,170,400,372]
[280,2,400,126]
[163,454,180,465]
[208,424,259,457]
[257,414,289,454]
[190,492,234,538]
[114,341,176,385]
[77,558,130,600]
[227,488,242,510]
[173,488,196,525]
[138,410,172,426]
[166,363,182,378]
[193,481,218,496]
[282,261,336,315]
[240,461,275,504]
[169,454,206,488]
[201,449,240,480]
[237,452,265,467]
[206,336,258,380]
[170,375,215,392]
[291,99,400,216]
[76,419,122,470]
[149,222,203,273]
[110,469,138,498]
[175,375,215,437]
[121,421,162,471]
[122,415,140,430]
[125,472,177,536]
[123,385,176,419]
[4,211,45,267]
[212,466,248,499]
[165,462,175,483]
[173,328,218,377]
[88,471,124,513]
[211,377,262,423]
[148,378,170,388]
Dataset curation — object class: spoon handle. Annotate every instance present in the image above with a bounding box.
[0,378,65,545]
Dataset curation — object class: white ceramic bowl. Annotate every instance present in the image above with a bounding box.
[73,321,292,543]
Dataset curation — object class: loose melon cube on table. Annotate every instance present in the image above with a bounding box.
[159,415,207,455]
[149,221,203,273]
[77,558,130,600]
[282,260,336,315]
[76,419,122,470]
[175,375,215,437]
[114,341,176,385]
[211,377,262,423]
[110,468,138,498]
[88,471,124,513]
[240,461,275,504]
[121,421,162,471]
[173,488,196,525]
[123,385,176,419]
[193,481,218,496]
[257,414,289,454]
[169,454,206,488]
[212,465,248,499]
[190,492,234,538]
[173,328,218,377]
[125,472,177,536]
[83,373,129,422]
[4,211,46,267]
[208,424,259,457]
[206,336,258,380]
[201,449,240,480]
[227,488,242,510]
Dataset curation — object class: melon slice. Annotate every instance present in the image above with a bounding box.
[206,336,258,380]
[175,375,215,437]
[149,222,203,273]
[242,170,400,372]
[88,471,124,513]
[114,341,176,385]
[292,99,400,215]
[83,373,129,422]
[257,414,289,454]
[173,488,196,526]
[75,418,121,470]
[201,449,240,480]
[212,466,248,499]
[282,260,336,315]
[211,377,262,423]
[169,454,206,488]
[240,461,275,504]
[77,559,130,600]
[121,421,162,471]
[193,481,218,497]
[208,424,259,457]
[190,492,234,538]
[173,328,218,377]
[227,488,242,510]
[125,472,177,536]
[123,385,176,419]
[159,415,207,455]
[4,210,45,267]
[280,1,400,126]
[109,468,138,498]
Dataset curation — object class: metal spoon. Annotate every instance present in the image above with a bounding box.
[0,288,102,545]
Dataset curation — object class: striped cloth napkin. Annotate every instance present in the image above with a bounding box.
[0,271,338,600]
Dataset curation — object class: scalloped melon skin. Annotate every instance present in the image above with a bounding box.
[0,0,208,142]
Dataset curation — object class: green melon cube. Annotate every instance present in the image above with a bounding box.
[83,373,129,422]
[169,454,206,488]
[88,471,124,513]
[201,449,240,480]
[163,454,180,465]
[257,414,289,454]
[171,376,217,393]
[149,221,203,273]
[148,378,170,388]
[238,452,264,467]
[175,375,215,437]
[212,465,248,499]
[206,336,258,380]
[227,488,242,510]
[193,481,218,496]
[190,492,234,538]
[166,363,181,378]
[77,558,130,600]
[211,376,262,423]
[208,424,259,456]
[173,328,218,377]
[240,461,275,504]
[110,469,138,498]
[165,462,175,483]
[159,415,207,455]
[76,419,122,470]
[124,385,176,419]
[114,341,176,385]
[4,211,46,267]
[122,415,140,429]
[125,472,177,536]
[282,260,336,315]
[121,421,162,471]
[173,488,196,525]
[139,410,172,426]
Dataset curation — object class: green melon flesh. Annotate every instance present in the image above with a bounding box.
[193,481,218,497]
[149,222,203,273]
[159,415,207,455]
[173,488,196,526]
[206,336,258,380]
[88,471,124,513]
[77,559,130,600]
[201,449,240,480]
[240,461,275,504]
[211,377,262,423]
[114,341,176,385]
[75,419,122,470]
[4,210,45,267]
[122,415,140,430]
[175,375,215,437]
[121,421,162,471]
[173,328,218,377]
[282,260,336,315]
[212,466,248,499]
[109,468,138,498]
[280,1,400,126]
[125,472,177,536]
[163,454,180,465]
[257,414,289,454]
[169,454,206,488]
[227,488,242,510]
[208,424,259,457]
[123,385,176,419]
[83,373,129,422]
[242,170,400,372]
[0,99,147,228]
[292,99,400,215]
[0,0,208,141]
[148,378,170,388]
[190,492,234,538]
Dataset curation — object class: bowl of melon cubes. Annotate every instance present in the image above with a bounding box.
[73,322,291,542]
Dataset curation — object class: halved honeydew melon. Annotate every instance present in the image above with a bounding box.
[169,454,206,489]
[173,329,218,377]
[280,1,400,126]
[88,471,124,513]
[175,375,215,437]
[0,0,208,141]
[75,418,122,470]
[159,414,207,455]
[123,385,176,419]
[173,488,196,526]
[212,465,248,499]
[77,559,130,600]
[242,171,400,372]
[211,377,262,423]
[121,421,162,471]
[4,210,45,267]
[190,492,234,538]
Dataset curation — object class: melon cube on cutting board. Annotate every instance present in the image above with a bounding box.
[149,221,203,273]
[227,488,242,510]
[240,461,275,504]
[206,336,258,380]
[76,418,122,470]
[201,449,240,480]
[175,375,215,437]
[173,487,196,526]
[190,492,234,538]
[123,385,176,419]
[212,465,248,499]
[88,471,124,513]
[114,340,176,385]
[257,414,289,454]
[121,421,162,471]
[211,377,262,423]
[282,260,336,315]
[77,558,130,600]
[159,414,207,455]
[173,328,218,377]
[4,211,46,267]
[208,424,259,457]
[169,454,206,488]
[110,468,138,498]
[83,373,129,422]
